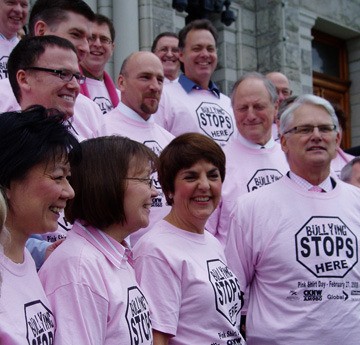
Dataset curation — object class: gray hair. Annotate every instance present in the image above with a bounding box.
[279,94,340,135]
[340,156,360,182]
[230,72,278,107]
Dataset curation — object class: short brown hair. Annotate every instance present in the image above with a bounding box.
[65,136,158,229]
[158,133,225,206]
[178,19,218,50]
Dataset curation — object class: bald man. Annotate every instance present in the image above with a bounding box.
[99,51,174,246]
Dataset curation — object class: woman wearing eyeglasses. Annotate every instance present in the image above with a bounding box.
[133,133,246,345]
[39,136,158,345]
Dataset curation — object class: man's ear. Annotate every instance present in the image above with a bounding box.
[280,134,289,155]
[16,70,31,92]
[33,21,48,36]
[117,74,125,91]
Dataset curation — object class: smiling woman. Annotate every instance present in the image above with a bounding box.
[39,136,158,345]
[133,133,246,345]
[0,105,79,344]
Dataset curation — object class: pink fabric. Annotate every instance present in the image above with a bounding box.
[207,132,289,245]
[308,185,324,192]
[133,220,245,345]
[39,222,153,345]
[154,81,235,146]
[99,102,174,246]
[331,148,354,178]
[0,78,103,141]
[225,176,360,344]
[80,68,119,113]
[0,249,55,344]
[0,37,18,79]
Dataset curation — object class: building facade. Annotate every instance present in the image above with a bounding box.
[29,0,360,147]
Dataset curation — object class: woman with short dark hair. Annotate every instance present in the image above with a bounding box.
[39,135,158,345]
[0,105,79,343]
[133,133,246,345]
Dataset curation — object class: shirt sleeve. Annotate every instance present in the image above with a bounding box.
[134,255,181,336]
[26,237,52,270]
[45,282,108,345]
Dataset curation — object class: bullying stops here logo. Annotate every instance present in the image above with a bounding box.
[24,300,55,345]
[0,55,9,79]
[295,216,358,278]
[207,259,244,326]
[247,169,283,192]
[196,102,234,144]
[125,286,152,345]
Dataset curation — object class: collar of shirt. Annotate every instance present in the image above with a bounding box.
[118,102,154,123]
[74,221,132,268]
[178,73,220,98]
[236,131,276,149]
[0,33,18,43]
[288,171,334,192]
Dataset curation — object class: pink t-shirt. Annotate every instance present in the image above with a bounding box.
[331,148,354,178]
[39,222,153,345]
[207,132,289,245]
[83,77,120,114]
[226,176,360,344]
[99,102,175,246]
[0,249,55,344]
[0,36,18,79]
[0,78,103,142]
[154,80,235,146]
[133,220,246,345]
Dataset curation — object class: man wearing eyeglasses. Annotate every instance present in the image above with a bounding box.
[225,94,360,345]
[266,71,293,140]
[80,13,120,114]
[0,0,105,270]
[151,32,180,83]
[0,0,104,141]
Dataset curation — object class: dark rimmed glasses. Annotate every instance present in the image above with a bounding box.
[24,67,86,85]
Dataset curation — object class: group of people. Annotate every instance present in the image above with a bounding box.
[0,0,360,345]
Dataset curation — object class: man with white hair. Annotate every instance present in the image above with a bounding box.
[226,94,360,344]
